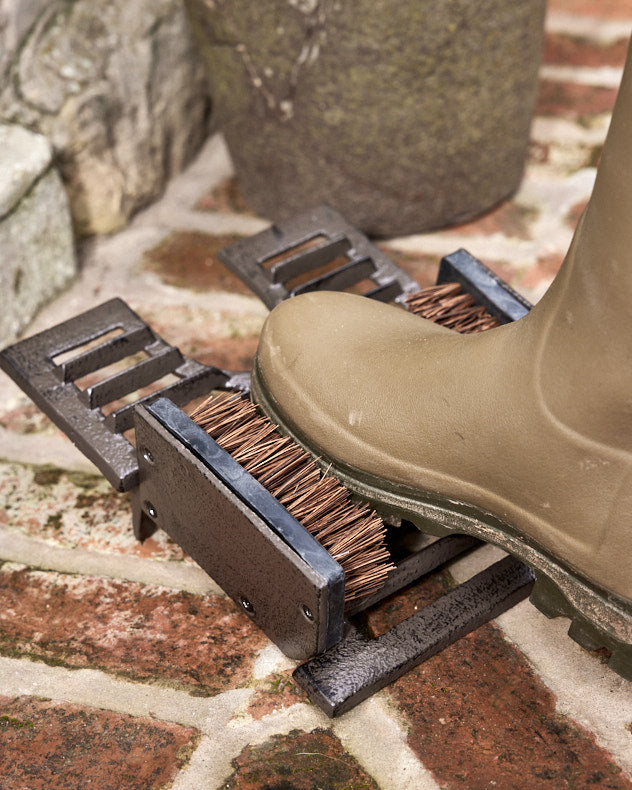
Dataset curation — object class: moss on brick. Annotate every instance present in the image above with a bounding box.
[222,728,379,789]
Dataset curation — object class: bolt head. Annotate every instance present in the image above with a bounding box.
[240,597,254,615]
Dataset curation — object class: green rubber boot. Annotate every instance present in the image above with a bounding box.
[252,41,632,679]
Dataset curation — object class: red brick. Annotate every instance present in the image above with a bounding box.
[195,176,254,214]
[548,0,632,19]
[223,728,379,789]
[544,33,630,68]
[0,694,198,790]
[193,335,260,371]
[536,81,618,119]
[0,567,267,694]
[137,304,263,374]
[363,572,630,789]
[143,230,250,294]
[520,252,565,291]
[567,198,590,229]
[450,202,537,241]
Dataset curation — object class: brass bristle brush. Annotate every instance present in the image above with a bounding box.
[188,282,500,608]
[406,282,501,333]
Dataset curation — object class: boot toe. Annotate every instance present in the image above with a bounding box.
[254,290,452,477]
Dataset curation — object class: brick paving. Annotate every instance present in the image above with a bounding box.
[0,695,198,790]
[223,729,380,789]
[1,3,631,788]
[365,574,630,789]
[0,567,266,694]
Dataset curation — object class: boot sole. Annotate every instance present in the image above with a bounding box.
[252,365,632,681]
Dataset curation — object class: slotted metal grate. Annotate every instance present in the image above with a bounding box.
[218,204,421,308]
[0,298,243,491]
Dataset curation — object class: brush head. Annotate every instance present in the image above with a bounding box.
[406,282,501,333]
[190,393,395,607]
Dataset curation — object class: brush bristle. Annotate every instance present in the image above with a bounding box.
[189,393,396,606]
[405,282,501,332]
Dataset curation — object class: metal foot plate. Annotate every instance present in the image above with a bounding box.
[294,557,535,717]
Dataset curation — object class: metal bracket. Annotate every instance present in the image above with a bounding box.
[294,557,535,716]
[0,298,240,491]
[438,249,532,324]
[218,204,420,309]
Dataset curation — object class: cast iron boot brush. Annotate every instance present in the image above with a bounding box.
[184,282,501,608]
[251,42,632,680]
[0,212,522,659]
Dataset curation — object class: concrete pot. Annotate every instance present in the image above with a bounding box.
[185,0,546,236]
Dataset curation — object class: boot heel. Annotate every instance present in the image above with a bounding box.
[608,646,632,682]
[529,574,572,619]
[567,617,605,651]
[532,574,632,678]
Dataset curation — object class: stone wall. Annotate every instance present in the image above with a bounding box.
[0,0,210,235]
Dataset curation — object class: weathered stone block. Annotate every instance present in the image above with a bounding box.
[0,124,75,347]
[185,0,546,235]
[0,0,210,235]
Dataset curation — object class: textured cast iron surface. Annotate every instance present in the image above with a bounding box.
[134,402,344,659]
[0,298,238,491]
[294,557,536,716]
[147,397,345,634]
[437,248,532,323]
[218,204,420,309]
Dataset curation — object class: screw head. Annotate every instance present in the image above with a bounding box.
[142,448,155,465]
[301,604,314,621]
[240,597,254,615]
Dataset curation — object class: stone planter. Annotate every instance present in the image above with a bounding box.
[185,0,546,236]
